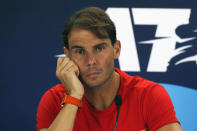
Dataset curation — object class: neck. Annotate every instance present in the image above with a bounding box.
[84,71,120,110]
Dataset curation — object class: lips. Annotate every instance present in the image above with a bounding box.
[86,72,100,78]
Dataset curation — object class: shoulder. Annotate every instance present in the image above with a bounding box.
[39,84,66,106]
[131,76,165,98]
[47,84,66,96]
[36,84,66,130]
[118,70,173,110]
[116,68,170,106]
[115,68,178,130]
[115,68,160,94]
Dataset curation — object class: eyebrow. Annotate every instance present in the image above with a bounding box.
[93,42,107,49]
[70,45,84,50]
[70,42,108,50]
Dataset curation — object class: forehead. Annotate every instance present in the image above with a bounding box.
[68,29,111,48]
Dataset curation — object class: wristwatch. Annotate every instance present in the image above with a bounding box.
[61,94,83,108]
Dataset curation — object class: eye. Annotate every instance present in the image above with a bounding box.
[96,46,105,52]
[75,48,85,55]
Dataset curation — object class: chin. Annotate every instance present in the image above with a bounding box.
[84,81,101,88]
[82,78,104,88]
[80,72,111,88]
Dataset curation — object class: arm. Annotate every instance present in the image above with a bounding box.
[38,57,84,131]
[157,122,183,131]
[38,103,79,131]
[143,84,181,131]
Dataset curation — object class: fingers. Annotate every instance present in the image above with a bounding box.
[57,58,65,72]
[57,57,69,72]
[64,61,75,71]
[56,57,79,76]
[57,57,64,67]
[67,63,79,77]
[56,58,84,98]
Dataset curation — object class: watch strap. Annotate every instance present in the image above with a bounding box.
[61,94,83,108]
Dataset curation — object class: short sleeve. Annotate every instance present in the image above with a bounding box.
[143,84,179,131]
[36,88,63,130]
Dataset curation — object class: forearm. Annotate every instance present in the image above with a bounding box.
[45,57,83,131]
[47,103,79,131]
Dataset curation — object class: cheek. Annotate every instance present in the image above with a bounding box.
[71,57,84,70]
[101,53,114,68]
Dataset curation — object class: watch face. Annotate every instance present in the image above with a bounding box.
[61,93,66,107]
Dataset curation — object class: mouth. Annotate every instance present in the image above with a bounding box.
[86,72,100,78]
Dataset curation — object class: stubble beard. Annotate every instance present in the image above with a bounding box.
[79,68,114,90]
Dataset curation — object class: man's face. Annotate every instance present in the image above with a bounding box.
[65,29,120,88]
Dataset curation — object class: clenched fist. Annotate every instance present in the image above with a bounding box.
[56,57,84,100]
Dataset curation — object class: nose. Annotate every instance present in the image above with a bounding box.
[86,52,96,66]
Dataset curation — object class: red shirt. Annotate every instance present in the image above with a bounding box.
[36,68,178,131]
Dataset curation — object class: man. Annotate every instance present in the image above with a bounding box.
[36,7,182,131]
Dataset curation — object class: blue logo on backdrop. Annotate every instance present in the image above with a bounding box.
[106,8,197,90]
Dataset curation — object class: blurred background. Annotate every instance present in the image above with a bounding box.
[1,0,196,130]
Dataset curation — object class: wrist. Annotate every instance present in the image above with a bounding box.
[69,93,83,100]
[69,89,84,100]
[61,94,83,108]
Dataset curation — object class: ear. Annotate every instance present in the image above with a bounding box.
[64,47,70,58]
[113,40,121,59]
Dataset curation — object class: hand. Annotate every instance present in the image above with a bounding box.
[56,57,84,100]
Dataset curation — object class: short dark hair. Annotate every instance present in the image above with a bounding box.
[62,7,117,49]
